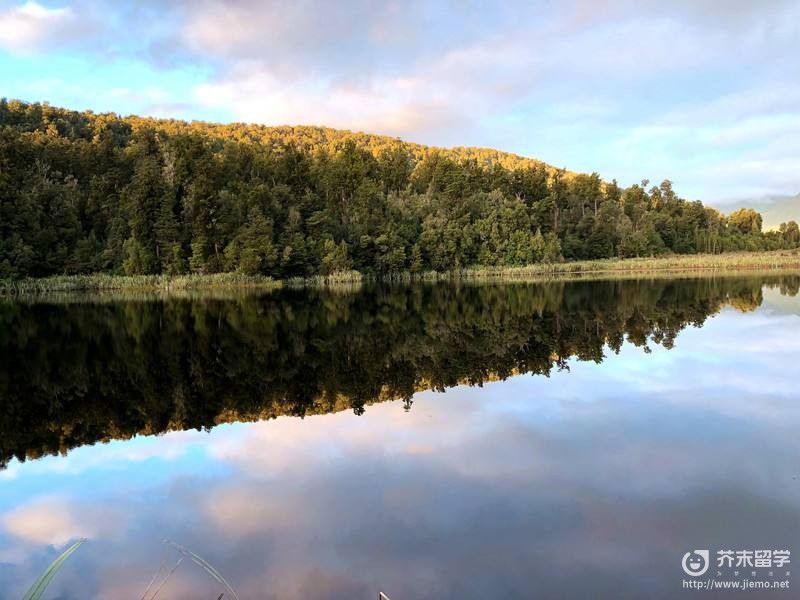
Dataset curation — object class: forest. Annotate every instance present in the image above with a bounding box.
[1,99,799,279]
[3,274,797,467]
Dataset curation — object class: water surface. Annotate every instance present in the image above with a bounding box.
[1,275,798,598]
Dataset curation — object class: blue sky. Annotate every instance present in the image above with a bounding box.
[1,0,799,205]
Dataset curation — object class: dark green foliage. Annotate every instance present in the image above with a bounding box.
[1,100,797,280]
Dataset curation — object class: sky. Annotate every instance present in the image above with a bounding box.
[0,0,799,205]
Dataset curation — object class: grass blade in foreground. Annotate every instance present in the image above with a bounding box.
[21,537,86,600]
[164,540,240,600]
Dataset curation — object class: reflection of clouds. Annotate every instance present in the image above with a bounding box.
[202,487,295,537]
[1,494,126,547]
[202,298,800,493]
[606,310,800,420]
[197,302,800,597]
[3,495,88,546]
[762,287,800,317]
[278,567,370,599]
[199,302,800,522]
[205,401,484,477]
[1,294,798,598]
[1,428,206,481]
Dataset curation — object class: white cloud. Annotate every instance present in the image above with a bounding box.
[600,87,800,202]
[193,63,472,140]
[0,1,87,53]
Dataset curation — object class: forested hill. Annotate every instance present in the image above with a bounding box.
[1,100,559,173]
[1,99,799,279]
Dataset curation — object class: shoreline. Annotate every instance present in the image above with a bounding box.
[1,250,799,297]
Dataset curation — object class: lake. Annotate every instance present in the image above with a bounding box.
[1,274,798,599]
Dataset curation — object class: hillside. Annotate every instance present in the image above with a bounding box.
[761,194,800,230]
[1,99,799,280]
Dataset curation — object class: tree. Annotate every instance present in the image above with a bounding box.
[729,208,762,235]
[320,239,352,275]
[224,206,277,275]
[780,221,800,248]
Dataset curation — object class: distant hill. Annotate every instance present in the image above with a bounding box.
[761,194,800,230]
[720,193,800,230]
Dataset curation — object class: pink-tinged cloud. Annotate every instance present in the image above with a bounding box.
[1,494,126,546]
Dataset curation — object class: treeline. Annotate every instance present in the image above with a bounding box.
[3,274,796,466]
[1,99,799,279]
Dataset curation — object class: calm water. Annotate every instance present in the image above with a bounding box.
[1,275,799,599]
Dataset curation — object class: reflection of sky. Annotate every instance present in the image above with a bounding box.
[1,291,798,599]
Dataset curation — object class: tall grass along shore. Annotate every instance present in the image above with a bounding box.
[1,250,799,297]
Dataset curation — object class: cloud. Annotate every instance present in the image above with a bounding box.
[603,90,800,202]
[176,0,492,76]
[0,1,97,54]
[202,487,296,536]
[1,495,124,546]
[194,64,471,139]
[2,496,85,545]
[181,2,522,140]
[182,0,800,162]
[180,0,378,72]
[2,0,800,197]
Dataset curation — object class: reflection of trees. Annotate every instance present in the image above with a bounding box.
[1,274,798,467]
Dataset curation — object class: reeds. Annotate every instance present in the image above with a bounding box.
[164,540,240,600]
[21,538,86,600]
[405,250,800,281]
[0,272,281,296]
[2,250,799,297]
[376,250,800,284]
[19,538,240,600]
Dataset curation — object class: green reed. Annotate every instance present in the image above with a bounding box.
[19,538,240,600]
[2,250,799,297]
